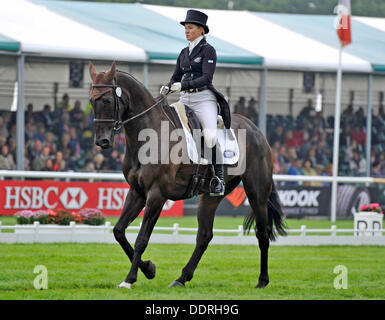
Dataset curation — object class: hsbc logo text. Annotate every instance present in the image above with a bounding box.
[278,190,320,207]
[4,186,88,210]
[97,188,175,211]
[5,186,58,209]
[98,188,130,210]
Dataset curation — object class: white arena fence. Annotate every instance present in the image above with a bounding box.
[1,170,385,184]
[0,170,384,246]
[0,221,384,246]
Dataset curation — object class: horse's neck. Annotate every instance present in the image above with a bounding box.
[119,73,167,154]
[120,73,154,110]
[119,73,158,125]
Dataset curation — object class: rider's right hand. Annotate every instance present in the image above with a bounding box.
[160,85,169,95]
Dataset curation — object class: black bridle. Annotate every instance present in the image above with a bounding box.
[91,79,169,131]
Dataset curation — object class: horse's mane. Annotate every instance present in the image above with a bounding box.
[117,69,171,110]
[116,69,154,100]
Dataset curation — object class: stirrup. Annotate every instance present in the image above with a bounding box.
[209,176,225,196]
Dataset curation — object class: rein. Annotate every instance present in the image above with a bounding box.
[92,79,169,131]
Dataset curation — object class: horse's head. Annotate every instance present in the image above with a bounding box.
[89,61,120,149]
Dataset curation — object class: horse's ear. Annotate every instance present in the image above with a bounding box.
[105,61,116,83]
[89,62,97,83]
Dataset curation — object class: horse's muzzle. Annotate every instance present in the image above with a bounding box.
[95,138,111,149]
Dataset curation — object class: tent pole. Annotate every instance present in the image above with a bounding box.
[258,67,267,135]
[365,73,372,176]
[16,54,25,171]
[143,63,148,88]
[331,45,343,222]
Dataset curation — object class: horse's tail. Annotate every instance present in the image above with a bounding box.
[243,182,287,241]
[266,182,287,240]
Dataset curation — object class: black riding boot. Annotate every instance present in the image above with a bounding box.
[210,146,225,196]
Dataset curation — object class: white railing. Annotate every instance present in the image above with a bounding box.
[1,170,384,184]
[0,170,383,226]
[1,222,384,246]
[0,170,125,181]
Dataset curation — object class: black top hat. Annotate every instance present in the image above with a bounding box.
[180,9,209,34]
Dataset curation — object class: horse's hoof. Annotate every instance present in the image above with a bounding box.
[117,282,132,289]
[168,280,185,288]
[141,260,156,280]
[256,279,269,288]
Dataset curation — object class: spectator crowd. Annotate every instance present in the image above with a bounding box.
[233,96,385,180]
[0,93,125,172]
[0,94,384,179]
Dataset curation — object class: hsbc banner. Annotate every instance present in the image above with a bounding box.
[0,180,183,217]
[277,185,330,217]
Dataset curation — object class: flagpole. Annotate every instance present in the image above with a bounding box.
[331,44,343,222]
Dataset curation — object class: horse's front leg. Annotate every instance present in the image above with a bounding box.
[114,189,157,287]
[122,188,166,288]
[169,194,223,287]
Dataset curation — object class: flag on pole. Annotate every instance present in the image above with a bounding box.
[335,0,352,47]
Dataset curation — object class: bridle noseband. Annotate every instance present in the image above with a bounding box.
[91,79,169,132]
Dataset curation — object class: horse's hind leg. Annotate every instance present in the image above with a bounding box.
[113,189,155,285]
[242,174,272,288]
[169,176,241,288]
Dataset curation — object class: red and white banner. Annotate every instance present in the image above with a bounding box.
[335,0,352,47]
[0,180,183,216]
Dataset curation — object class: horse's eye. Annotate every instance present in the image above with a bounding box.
[102,96,113,104]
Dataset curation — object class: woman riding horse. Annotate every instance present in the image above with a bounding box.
[160,9,231,196]
[88,10,286,290]
[89,60,286,290]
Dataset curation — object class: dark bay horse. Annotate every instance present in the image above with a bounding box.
[88,62,286,289]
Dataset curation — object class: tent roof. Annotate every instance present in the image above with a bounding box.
[144,4,385,72]
[0,34,19,52]
[1,0,385,72]
[0,0,147,61]
[30,0,262,65]
[253,12,385,72]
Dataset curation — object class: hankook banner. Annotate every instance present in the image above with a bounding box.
[214,184,378,218]
[0,180,183,216]
[277,185,331,217]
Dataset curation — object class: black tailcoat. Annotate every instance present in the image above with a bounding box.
[168,38,231,129]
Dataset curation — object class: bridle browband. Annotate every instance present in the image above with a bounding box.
[91,79,169,131]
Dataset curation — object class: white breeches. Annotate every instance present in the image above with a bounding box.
[179,89,218,148]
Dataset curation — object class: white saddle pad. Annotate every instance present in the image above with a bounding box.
[170,102,239,165]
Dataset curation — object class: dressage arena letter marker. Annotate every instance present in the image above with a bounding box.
[333,265,348,289]
[33,265,48,290]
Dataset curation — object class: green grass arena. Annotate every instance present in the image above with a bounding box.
[0,217,384,300]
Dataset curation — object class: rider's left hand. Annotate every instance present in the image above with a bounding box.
[170,82,181,93]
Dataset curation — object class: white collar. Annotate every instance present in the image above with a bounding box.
[189,35,204,54]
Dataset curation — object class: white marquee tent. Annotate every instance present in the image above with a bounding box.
[0,0,384,174]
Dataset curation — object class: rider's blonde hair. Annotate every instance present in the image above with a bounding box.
[197,25,206,39]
